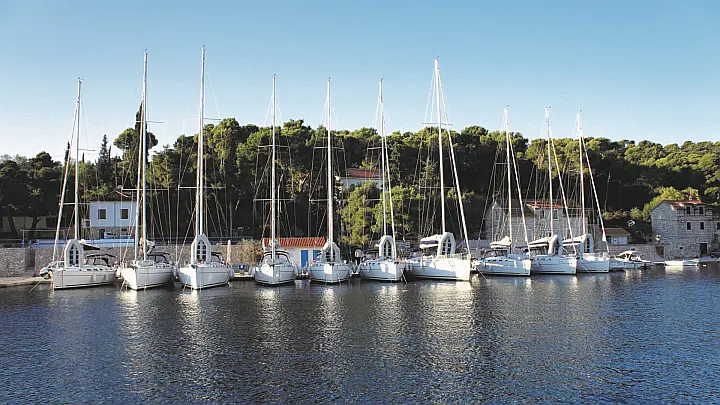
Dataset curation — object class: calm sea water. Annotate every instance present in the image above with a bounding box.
[1,266,719,404]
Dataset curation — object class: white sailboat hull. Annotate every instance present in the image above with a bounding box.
[664,260,699,267]
[531,255,577,275]
[309,263,352,284]
[120,262,175,290]
[51,266,117,290]
[406,255,471,281]
[577,255,611,273]
[254,262,297,285]
[178,263,232,290]
[478,256,531,276]
[359,259,405,282]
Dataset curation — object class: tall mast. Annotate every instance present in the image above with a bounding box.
[74,79,81,240]
[196,46,205,237]
[379,79,387,236]
[505,106,512,248]
[134,51,148,260]
[271,74,277,261]
[578,111,586,237]
[434,59,446,233]
[141,50,148,260]
[326,77,334,250]
[545,107,554,236]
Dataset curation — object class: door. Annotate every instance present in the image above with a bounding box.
[301,250,308,267]
[700,242,708,256]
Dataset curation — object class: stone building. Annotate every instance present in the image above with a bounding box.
[651,200,720,258]
[484,199,589,244]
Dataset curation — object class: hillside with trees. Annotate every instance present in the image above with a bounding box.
[1,108,716,253]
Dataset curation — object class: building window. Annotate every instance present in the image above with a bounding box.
[687,222,691,230]
[98,209,107,220]
[699,207,704,215]
[121,209,129,220]
[717,222,720,231]
[686,206,691,215]
[700,222,705,230]
[0,216,3,228]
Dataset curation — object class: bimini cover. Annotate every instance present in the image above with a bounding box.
[191,234,213,264]
[562,233,593,254]
[420,234,442,249]
[490,236,512,250]
[528,236,552,248]
[320,240,342,263]
[376,235,397,259]
[64,239,84,267]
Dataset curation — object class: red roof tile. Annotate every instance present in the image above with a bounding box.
[344,168,380,179]
[604,227,630,236]
[262,237,326,248]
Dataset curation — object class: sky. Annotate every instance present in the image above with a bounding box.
[1,0,718,161]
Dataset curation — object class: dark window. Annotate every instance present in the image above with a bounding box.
[717,222,720,231]
[121,209,129,220]
[98,209,106,220]
[686,206,691,214]
[687,222,691,230]
[699,207,704,215]
[0,216,4,228]
[700,222,705,230]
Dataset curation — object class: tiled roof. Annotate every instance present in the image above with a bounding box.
[344,168,381,179]
[604,227,630,236]
[262,237,326,248]
[664,200,704,209]
[526,199,565,209]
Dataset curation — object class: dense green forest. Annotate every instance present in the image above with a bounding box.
[1,108,716,252]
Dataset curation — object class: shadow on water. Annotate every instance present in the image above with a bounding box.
[0,266,719,403]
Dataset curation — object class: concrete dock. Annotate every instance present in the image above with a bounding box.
[0,276,49,289]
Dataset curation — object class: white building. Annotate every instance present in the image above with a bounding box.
[340,168,382,190]
[604,227,630,245]
[651,200,720,258]
[88,200,137,239]
[261,237,326,268]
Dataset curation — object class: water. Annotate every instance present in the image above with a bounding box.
[1,266,719,404]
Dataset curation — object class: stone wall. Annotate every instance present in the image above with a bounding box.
[0,248,33,277]
[651,202,720,258]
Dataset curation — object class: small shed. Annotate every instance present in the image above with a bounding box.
[604,227,630,245]
[261,237,326,268]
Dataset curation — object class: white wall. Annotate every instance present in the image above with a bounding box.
[89,201,137,229]
[608,235,628,245]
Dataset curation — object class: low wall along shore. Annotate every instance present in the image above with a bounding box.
[0,240,263,278]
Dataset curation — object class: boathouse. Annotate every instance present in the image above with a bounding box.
[261,237,326,268]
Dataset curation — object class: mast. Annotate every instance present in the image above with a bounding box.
[434,58,446,233]
[74,79,81,240]
[379,79,387,236]
[580,113,610,252]
[578,111,586,238]
[141,50,148,260]
[504,106,512,248]
[326,77,334,251]
[133,51,148,260]
[545,107,554,236]
[196,46,205,237]
[271,74,277,261]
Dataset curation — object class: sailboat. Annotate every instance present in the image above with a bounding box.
[254,75,299,285]
[477,107,531,276]
[358,79,405,282]
[118,51,176,290]
[308,78,353,283]
[404,59,472,281]
[528,108,577,275]
[40,79,117,289]
[177,47,233,290]
[564,112,610,273]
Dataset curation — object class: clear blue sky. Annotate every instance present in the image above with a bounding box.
[1,0,718,161]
